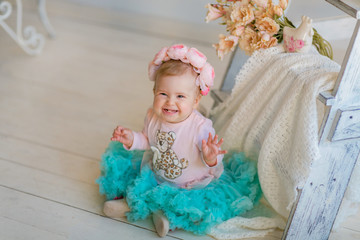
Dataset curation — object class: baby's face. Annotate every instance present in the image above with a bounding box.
[153,70,200,123]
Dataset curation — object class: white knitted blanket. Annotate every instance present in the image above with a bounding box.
[207,45,359,239]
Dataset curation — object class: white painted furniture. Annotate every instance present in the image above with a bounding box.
[0,0,55,55]
[212,0,360,239]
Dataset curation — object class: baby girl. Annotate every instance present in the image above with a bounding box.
[97,44,261,237]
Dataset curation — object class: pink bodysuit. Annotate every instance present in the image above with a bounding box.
[127,108,224,189]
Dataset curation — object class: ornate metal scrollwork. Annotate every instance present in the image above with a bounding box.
[0,0,48,55]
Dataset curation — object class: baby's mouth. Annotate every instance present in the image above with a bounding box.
[163,108,178,114]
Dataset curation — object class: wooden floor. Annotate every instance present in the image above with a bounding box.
[0,1,359,239]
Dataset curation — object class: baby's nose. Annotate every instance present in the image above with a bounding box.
[166,96,176,105]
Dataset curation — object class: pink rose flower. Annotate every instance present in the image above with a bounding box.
[295,39,304,49]
[186,48,207,69]
[200,87,210,96]
[153,47,169,65]
[167,44,188,61]
[200,62,215,88]
[148,63,160,81]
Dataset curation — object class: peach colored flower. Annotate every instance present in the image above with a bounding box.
[205,4,225,23]
[254,7,266,19]
[230,3,254,26]
[255,17,280,36]
[213,34,239,60]
[231,23,245,36]
[206,0,286,58]
[260,32,271,42]
[252,0,268,8]
[279,0,288,10]
[273,5,284,17]
[238,38,251,55]
[255,34,278,50]
[233,0,250,7]
[239,27,259,55]
[265,2,275,18]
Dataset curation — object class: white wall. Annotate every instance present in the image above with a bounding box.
[66,0,353,65]
[69,0,346,24]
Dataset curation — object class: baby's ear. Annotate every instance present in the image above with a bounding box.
[194,94,202,108]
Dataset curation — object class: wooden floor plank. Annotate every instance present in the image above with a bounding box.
[0,159,104,213]
[0,216,67,240]
[0,134,99,184]
[0,186,178,240]
[0,159,213,239]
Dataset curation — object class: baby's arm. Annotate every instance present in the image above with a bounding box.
[201,133,227,167]
[111,126,134,149]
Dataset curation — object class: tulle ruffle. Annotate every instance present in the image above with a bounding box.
[96,141,262,235]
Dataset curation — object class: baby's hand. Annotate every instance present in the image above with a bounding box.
[111,126,134,149]
[202,133,227,167]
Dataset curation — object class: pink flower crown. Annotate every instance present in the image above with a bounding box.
[148,44,215,96]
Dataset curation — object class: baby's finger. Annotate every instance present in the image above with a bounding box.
[219,150,227,155]
[213,134,218,144]
[111,136,120,141]
[207,133,212,143]
[114,127,122,134]
[202,139,207,150]
[216,138,224,147]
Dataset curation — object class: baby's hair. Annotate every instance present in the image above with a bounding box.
[154,60,198,82]
[153,60,200,94]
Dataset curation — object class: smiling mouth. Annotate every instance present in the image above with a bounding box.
[163,108,178,114]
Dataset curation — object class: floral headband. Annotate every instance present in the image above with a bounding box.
[148,44,215,96]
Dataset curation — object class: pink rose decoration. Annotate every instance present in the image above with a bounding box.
[167,44,189,62]
[186,48,207,69]
[148,63,160,81]
[148,44,215,96]
[295,39,304,49]
[152,47,169,65]
[284,35,305,53]
[200,62,215,87]
[201,87,210,96]
[196,76,209,96]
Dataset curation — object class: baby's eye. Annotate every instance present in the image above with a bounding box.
[177,95,185,99]
[160,93,167,96]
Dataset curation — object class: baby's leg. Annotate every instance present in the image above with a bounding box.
[152,211,169,237]
[103,198,130,218]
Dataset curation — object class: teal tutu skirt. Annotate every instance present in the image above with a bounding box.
[96,141,262,235]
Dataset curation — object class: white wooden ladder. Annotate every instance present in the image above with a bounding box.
[283,0,360,238]
[211,0,360,239]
